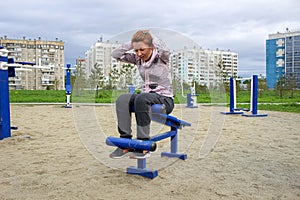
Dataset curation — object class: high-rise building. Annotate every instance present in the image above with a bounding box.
[0,36,65,90]
[84,39,119,81]
[266,30,300,89]
[84,38,142,88]
[171,47,238,87]
[75,58,86,73]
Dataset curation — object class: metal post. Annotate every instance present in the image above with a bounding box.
[0,47,11,140]
[221,77,243,115]
[137,159,146,169]
[252,75,258,115]
[230,77,235,112]
[65,64,72,108]
[170,128,178,153]
[242,75,267,117]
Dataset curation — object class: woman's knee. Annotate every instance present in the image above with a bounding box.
[164,98,174,114]
[134,93,152,108]
[116,93,132,105]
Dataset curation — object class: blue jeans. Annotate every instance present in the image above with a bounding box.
[116,93,174,140]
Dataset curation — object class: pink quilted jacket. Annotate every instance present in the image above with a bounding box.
[112,37,173,98]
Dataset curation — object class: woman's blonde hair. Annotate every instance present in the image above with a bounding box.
[131,30,153,47]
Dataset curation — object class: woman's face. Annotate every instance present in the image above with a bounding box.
[132,41,154,62]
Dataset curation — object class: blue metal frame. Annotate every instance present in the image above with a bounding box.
[0,47,11,140]
[128,84,135,94]
[186,94,198,108]
[0,68,11,140]
[0,46,36,140]
[107,104,191,179]
[186,85,199,108]
[65,64,72,108]
[106,137,157,151]
[127,159,158,179]
[221,77,244,115]
[242,75,268,117]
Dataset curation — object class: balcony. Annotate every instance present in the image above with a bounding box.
[42,81,54,86]
[276,49,285,57]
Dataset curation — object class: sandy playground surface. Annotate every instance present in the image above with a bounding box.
[0,104,299,200]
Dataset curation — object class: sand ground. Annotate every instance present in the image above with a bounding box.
[0,104,299,200]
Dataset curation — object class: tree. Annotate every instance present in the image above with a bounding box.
[172,74,190,99]
[172,75,182,95]
[243,79,251,91]
[258,76,268,97]
[119,64,135,88]
[192,79,208,94]
[108,64,120,89]
[89,63,104,97]
[74,62,87,95]
[53,77,59,90]
[286,74,297,98]
[275,74,286,98]
[215,60,229,94]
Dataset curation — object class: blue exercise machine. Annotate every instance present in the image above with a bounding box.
[242,75,267,117]
[65,64,73,108]
[0,46,19,140]
[186,84,198,108]
[0,46,11,140]
[106,104,191,179]
[221,75,267,117]
[220,77,246,114]
[0,45,48,140]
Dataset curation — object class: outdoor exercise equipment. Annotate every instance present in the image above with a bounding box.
[0,46,12,140]
[0,46,52,139]
[128,84,135,94]
[220,77,246,114]
[106,104,191,179]
[186,83,198,108]
[221,75,267,117]
[242,75,268,117]
[0,46,20,140]
[64,64,74,108]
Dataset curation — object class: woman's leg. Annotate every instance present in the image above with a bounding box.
[116,93,137,138]
[134,93,174,140]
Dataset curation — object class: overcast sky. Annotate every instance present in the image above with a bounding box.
[1,0,299,77]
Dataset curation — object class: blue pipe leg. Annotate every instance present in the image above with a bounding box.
[0,69,11,140]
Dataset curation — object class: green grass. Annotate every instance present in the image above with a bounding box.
[9,89,300,113]
[9,90,66,103]
[235,90,300,103]
[232,90,300,113]
[71,89,126,103]
[258,103,300,113]
[235,103,300,113]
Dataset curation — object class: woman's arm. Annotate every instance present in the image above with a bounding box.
[153,36,171,64]
[111,42,138,64]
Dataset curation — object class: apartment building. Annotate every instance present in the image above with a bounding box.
[75,58,86,73]
[0,36,65,90]
[171,46,238,87]
[84,38,119,80]
[266,30,300,89]
[84,38,142,88]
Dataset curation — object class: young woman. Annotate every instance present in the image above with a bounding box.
[110,30,174,158]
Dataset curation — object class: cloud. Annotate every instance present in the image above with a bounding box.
[1,0,300,76]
